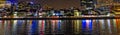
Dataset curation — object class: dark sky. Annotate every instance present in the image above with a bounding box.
[19,0,80,9]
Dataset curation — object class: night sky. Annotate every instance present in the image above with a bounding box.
[19,0,80,9]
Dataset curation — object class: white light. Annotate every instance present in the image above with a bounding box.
[56,13,58,15]
[39,16,42,17]
[4,16,7,17]
[14,14,17,16]
[107,13,110,16]
[14,12,18,14]
[88,1,93,3]
[39,13,42,15]
[107,19,112,33]
[13,20,17,29]
[30,2,34,4]
[53,13,55,15]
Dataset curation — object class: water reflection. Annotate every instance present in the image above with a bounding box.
[0,19,118,35]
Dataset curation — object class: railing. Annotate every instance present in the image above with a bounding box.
[0,15,120,20]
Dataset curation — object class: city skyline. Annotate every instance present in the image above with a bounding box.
[0,0,119,9]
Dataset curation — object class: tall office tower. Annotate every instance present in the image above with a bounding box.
[80,0,97,10]
[80,0,97,35]
[0,0,11,9]
[96,0,113,8]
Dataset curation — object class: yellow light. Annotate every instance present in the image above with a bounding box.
[0,1,11,8]
[116,9,120,10]
[115,12,120,14]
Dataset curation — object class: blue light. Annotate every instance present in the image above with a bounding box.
[82,19,93,35]
[34,13,38,16]
[89,19,92,34]
[17,20,22,27]
[6,0,18,3]
[31,20,38,35]
[82,19,86,33]
[58,20,61,31]
[17,20,23,33]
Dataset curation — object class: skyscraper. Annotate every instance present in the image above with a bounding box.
[80,0,97,10]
